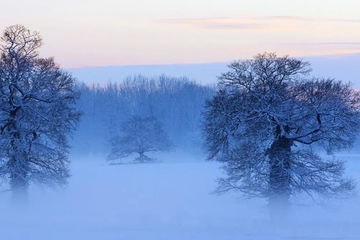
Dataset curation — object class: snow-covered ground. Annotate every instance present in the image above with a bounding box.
[1,153,360,240]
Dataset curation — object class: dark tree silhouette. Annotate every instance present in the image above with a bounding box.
[0,25,80,201]
[108,115,173,163]
[202,52,360,217]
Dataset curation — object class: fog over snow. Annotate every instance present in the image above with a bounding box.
[1,152,360,240]
[68,53,360,88]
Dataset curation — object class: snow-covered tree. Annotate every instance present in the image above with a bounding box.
[0,25,80,201]
[202,53,360,216]
[108,115,173,163]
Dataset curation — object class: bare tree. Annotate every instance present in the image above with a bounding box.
[0,25,80,201]
[108,115,173,163]
[202,52,360,217]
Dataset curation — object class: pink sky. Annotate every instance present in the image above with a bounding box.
[1,0,359,68]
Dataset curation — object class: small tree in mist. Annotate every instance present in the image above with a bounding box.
[108,115,173,163]
[202,52,360,217]
[0,25,80,202]
[73,76,214,155]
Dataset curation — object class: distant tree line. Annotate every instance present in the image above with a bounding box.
[72,75,215,156]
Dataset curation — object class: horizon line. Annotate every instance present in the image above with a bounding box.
[64,52,360,69]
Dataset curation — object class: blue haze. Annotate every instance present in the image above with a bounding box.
[68,53,360,88]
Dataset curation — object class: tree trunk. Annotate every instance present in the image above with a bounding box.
[8,111,29,203]
[267,134,292,219]
[138,152,145,163]
[9,158,29,204]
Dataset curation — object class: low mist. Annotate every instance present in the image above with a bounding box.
[1,153,359,240]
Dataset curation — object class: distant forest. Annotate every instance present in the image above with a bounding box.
[71,75,215,157]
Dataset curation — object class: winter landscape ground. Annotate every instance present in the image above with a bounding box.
[1,151,359,240]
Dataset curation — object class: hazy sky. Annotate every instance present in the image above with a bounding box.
[1,0,359,68]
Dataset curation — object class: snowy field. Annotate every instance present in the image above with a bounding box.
[1,153,360,240]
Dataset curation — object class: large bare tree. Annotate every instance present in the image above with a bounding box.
[0,25,80,201]
[202,53,360,217]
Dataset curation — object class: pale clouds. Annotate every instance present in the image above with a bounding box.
[159,16,360,32]
[158,15,360,58]
[159,18,266,30]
